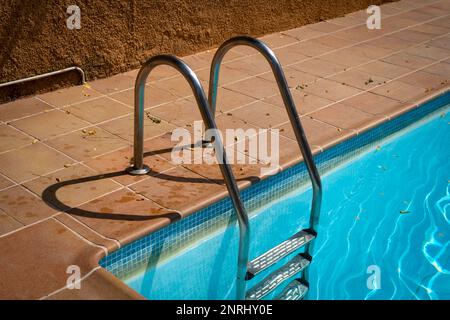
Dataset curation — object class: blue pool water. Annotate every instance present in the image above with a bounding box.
[124,104,450,300]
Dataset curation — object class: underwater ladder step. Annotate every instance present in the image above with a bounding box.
[246,253,311,300]
[276,279,309,300]
[246,229,315,279]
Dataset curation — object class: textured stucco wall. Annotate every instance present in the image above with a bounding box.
[0,0,393,102]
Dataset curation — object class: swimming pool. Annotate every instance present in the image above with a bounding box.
[101,93,450,300]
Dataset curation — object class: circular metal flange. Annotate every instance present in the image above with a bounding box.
[126,164,151,176]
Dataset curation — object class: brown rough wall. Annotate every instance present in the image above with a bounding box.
[0,0,394,102]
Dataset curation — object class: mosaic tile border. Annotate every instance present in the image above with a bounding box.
[101,91,450,280]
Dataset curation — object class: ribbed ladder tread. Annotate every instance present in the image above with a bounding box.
[276,279,309,300]
[246,229,315,279]
[246,254,310,300]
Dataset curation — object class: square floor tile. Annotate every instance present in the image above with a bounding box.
[381,52,435,69]
[64,96,132,124]
[109,84,177,109]
[10,110,90,140]
[318,48,374,67]
[0,210,22,236]
[47,126,130,162]
[340,92,402,116]
[0,218,104,299]
[147,98,203,127]
[329,70,390,90]
[0,125,33,153]
[272,46,308,65]
[89,74,135,94]
[130,165,226,215]
[263,90,333,115]
[196,65,248,85]
[212,88,258,114]
[37,85,102,107]
[302,79,363,101]
[370,80,428,102]
[422,62,450,77]
[309,103,386,132]
[85,143,174,186]
[283,39,335,57]
[23,164,121,208]
[354,60,412,79]
[404,44,450,60]
[225,76,280,100]
[0,143,73,182]
[276,116,355,150]
[259,66,319,89]
[0,175,14,190]
[68,188,176,244]
[0,186,58,225]
[259,32,299,48]
[229,100,289,128]
[225,55,271,76]
[398,70,448,89]
[290,58,347,77]
[99,113,175,142]
[0,97,53,122]
[281,26,325,41]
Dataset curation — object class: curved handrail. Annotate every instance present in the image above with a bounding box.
[127,54,250,299]
[208,35,322,234]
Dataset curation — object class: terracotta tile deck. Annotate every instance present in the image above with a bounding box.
[0,0,449,299]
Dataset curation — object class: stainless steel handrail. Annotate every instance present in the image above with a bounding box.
[208,36,322,249]
[126,54,250,300]
[0,66,86,89]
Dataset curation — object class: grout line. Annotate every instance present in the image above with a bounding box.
[56,212,122,250]
[0,206,24,228]
[52,217,108,255]
[38,266,101,300]
[0,212,61,239]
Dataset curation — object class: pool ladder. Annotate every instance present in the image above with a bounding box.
[127,36,322,300]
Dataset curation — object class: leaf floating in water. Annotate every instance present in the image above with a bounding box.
[375,145,381,152]
[400,210,410,214]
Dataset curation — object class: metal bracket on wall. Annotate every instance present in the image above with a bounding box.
[0,66,86,89]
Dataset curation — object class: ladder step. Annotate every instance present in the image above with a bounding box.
[276,279,309,300]
[246,229,315,279]
[246,254,310,300]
